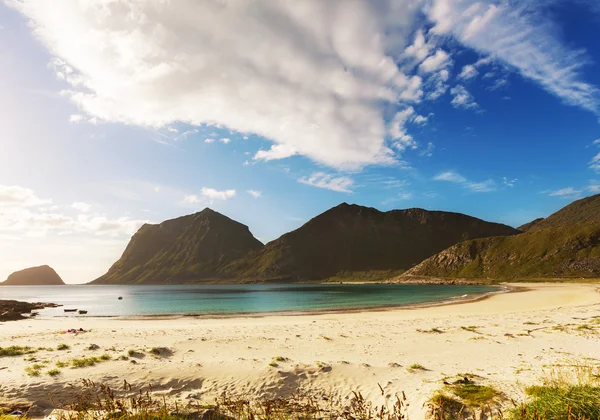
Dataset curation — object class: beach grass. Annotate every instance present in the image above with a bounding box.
[57,344,70,351]
[70,354,111,368]
[0,346,36,357]
[46,368,61,377]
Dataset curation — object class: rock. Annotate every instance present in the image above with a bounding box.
[0,300,60,322]
[1,265,65,286]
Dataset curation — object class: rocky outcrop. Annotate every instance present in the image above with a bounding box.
[0,300,60,321]
[1,266,65,286]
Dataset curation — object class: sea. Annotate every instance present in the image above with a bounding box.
[0,284,499,318]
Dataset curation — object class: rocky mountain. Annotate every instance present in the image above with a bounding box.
[91,209,264,284]
[222,203,520,282]
[518,218,544,232]
[404,194,600,280]
[1,265,65,286]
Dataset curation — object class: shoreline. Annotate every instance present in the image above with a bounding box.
[29,284,511,321]
[2,283,599,419]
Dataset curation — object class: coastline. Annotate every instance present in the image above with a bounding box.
[2,283,599,420]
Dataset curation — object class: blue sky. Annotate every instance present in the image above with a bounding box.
[1,0,599,283]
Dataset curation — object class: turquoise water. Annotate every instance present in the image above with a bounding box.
[0,284,498,317]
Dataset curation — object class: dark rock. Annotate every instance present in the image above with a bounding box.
[1,265,65,286]
[0,300,60,322]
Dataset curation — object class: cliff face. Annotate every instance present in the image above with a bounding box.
[404,194,600,280]
[2,265,65,286]
[223,203,520,282]
[91,208,264,284]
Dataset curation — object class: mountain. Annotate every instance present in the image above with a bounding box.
[222,203,520,282]
[404,194,600,280]
[91,209,263,284]
[518,218,544,232]
[1,265,65,286]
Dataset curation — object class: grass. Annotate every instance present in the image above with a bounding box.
[417,327,444,334]
[449,383,500,407]
[70,354,111,368]
[46,368,61,377]
[0,346,36,357]
[56,361,69,368]
[461,325,481,333]
[510,363,600,420]
[57,344,70,351]
[41,379,410,420]
[149,347,172,357]
[407,363,427,372]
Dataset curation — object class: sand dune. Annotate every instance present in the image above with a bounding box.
[1,283,599,419]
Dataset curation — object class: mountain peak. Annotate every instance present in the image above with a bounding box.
[2,265,65,286]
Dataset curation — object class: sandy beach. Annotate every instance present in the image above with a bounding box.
[1,283,599,419]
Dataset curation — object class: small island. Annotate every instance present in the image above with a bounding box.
[1,265,65,286]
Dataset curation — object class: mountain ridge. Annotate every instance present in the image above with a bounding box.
[1,265,65,286]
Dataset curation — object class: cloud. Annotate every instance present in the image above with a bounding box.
[9,0,430,169]
[69,114,84,123]
[0,185,49,207]
[426,0,600,115]
[419,142,435,157]
[220,138,231,144]
[254,144,297,162]
[433,171,495,193]
[183,195,201,204]
[413,114,429,125]
[72,202,91,212]
[425,69,449,100]
[487,78,509,91]
[298,172,354,193]
[450,85,479,110]
[389,107,417,151]
[419,49,452,73]
[404,29,432,63]
[247,190,262,198]
[590,153,600,172]
[204,138,214,144]
[594,139,600,145]
[458,64,478,80]
[200,187,236,200]
[434,171,467,183]
[503,177,518,187]
[548,187,583,199]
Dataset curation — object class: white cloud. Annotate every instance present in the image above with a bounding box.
[72,202,91,212]
[503,177,518,187]
[434,171,467,183]
[590,153,600,172]
[298,172,354,193]
[397,192,413,200]
[0,185,49,207]
[247,190,262,198]
[419,49,451,73]
[254,144,297,162]
[425,69,449,100]
[389,107,417,150]
[413,114,429,125]
[594,139,600,145]
[487,78,509,91]
[426,0,600,115]
[434,171,495,193]
[450,85,479,110]
[458,64,478,81]
[404,29,432,63]
[69,114,84,123]
[419,142,435,157]
[204,138,214,144]
[220,138,231,144]
[548,187,583,199]
[183,195,201,204]
[9,0,428,169]
[201,187,236,201]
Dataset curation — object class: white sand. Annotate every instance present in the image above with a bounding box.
[1,283,599,419]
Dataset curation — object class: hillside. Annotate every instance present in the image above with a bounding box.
[1,265,65,286]
[91,209,263,284]
[222,203,519,282]
[404,194,600,280]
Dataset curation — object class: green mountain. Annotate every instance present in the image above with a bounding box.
[1,265,65,286]
[221,203,519,282]
[91,209,263,284]
[404,194,600,280]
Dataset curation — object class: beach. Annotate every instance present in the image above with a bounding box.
[1,283,599,419]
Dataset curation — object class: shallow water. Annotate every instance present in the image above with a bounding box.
[0,283,498,317]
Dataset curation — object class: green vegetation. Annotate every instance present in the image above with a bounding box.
[46,368,61,377]
[0,346,36,357]
[24,364,45,376]
[57,343,70,350]
[510,364,600,420]
[450,383,500,407]
[461,325,481,333]
[70,354,111,368]
[407,194,600,280]
[408,363,427,372]
[149,347,172,357]
[56,361,68,368]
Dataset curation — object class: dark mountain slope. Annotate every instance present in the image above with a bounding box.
[91,209,263,284]
[404,194,600,280]
[223,203,519,282]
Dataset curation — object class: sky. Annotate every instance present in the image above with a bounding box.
[1,0,599,284]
